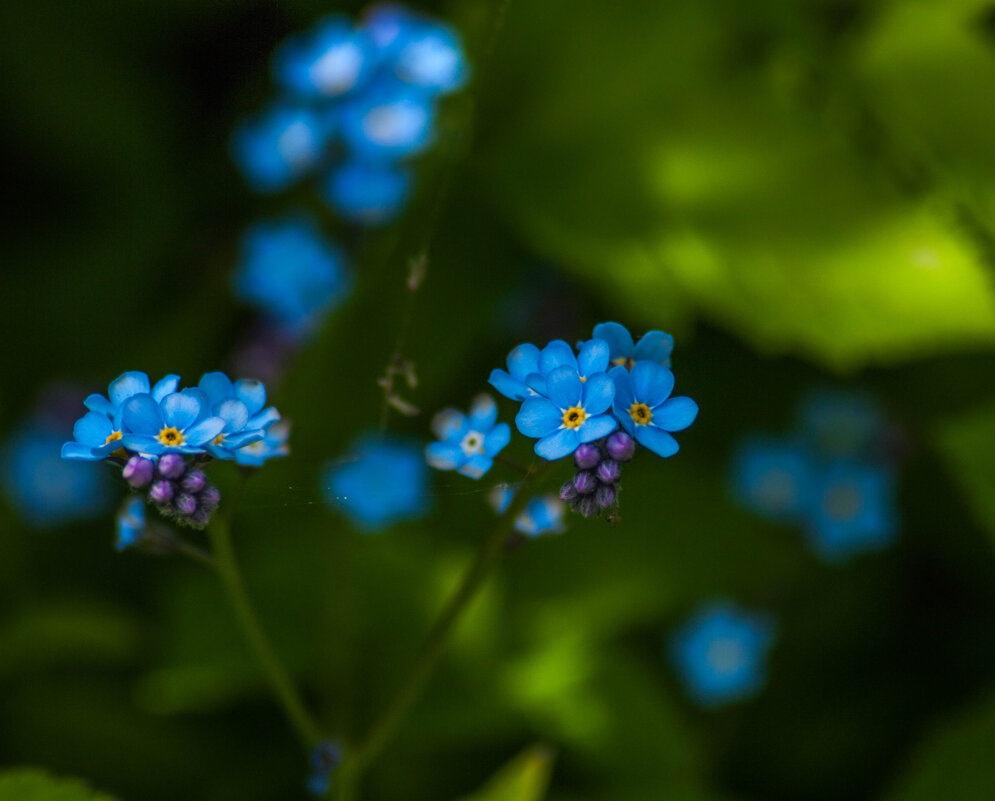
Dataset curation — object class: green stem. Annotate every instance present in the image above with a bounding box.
[208,501,323,750]
[175,540,216,569]
[333,461,552,798]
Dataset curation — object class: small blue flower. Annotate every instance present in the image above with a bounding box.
[305,740,343,797]
[234,215,351,337]
[116,496,147,551]
[274,16,376,99]
[489,343,542,401]
[120,391,226,457]
[392,21,469,95]
[525,337,613,397]
[231,105,328,192]
[669,601,776,707]
[584,321,673,370]
[338,84,434,161]
[363,3,420,53]
[796,389,884,460]
[609,362,698,458]
[234,419,291,467]
[322,434,430,531]
[515,363,617,460]
[196,372,278,460]
[425,395,510,479]
[804,460,897,562]
[321,160,411,225]
[730,437,813,522]
[487,484,566,537]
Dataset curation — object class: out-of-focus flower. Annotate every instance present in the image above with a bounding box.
[796,390,884,460]
[731,438,813,522]
[305,740,343,796]
[235,419,292,467]
[583,322,673,370]
[392,21,469,94]
[321,160,411,224]
[487,484,566,537]
[609,362,698,458]
[274,17,376,99]
[231,105,328,192]
[338,85,434,161]
[425,395,510,479]
[115,496,147,550]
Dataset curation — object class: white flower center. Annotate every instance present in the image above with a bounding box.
[823,481,863,522]
[460,430,486,456]
[277,122,317,167]
[310,44,363,95]
[755,468,797,512]
[706,637,745,675]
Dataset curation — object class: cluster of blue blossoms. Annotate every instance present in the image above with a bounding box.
[425,322,698,526]
[232,3,469,225]
[731,390,899,562]
[61,371,287,541]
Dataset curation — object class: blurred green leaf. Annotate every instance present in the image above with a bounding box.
[0,769,118,801]
[935,401,995,544]
[456,744,555,801]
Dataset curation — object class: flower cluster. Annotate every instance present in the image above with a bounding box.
[731,390,900,562]
[62,370,287,536]
[232,3,469,226]
[557,432,635,519]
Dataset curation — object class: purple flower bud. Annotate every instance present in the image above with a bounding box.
[559,481,579,502]
[199,485,221,511]
[122,455,155,488]
[575,494,600,518]
[157,453,187,480]
[572,470,598,495]
[596,459,622,484]
[595,484,617,509]
[180,470,207,493]
[573,442,602,470]
[174,493,198,516]
[605,431,636,462]
[148,480,175,504]
[189,508,211,528]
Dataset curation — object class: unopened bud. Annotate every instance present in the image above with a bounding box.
[122,455,155,488]
[605,431,636,462]
[148,480,174,505]
[572,470,598,495]
[157,453,187,479]
[199,486,221,511]
[180,470,207,493]
[596,459,622,484]
[573,442,601,470]
[595,484,617,509]
[174,493,198,516]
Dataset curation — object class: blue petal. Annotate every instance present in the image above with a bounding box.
[162,392,201,430]
[545,366,583,409]
[122,394,162,434]
[634,331,674,366]
[507,343,541,380]
[223,430,265,449]
[539,340,577,374]
[637,426,679,457]
[431,408,466,441]
[653,396,698,432]
[458,454,493,479]
[615,410,637,436]
[525,373,547,396]
[581,373,615,415]
[234,379,267,415]
[199,372,233,407]
[61,441,100,460]
[73,411,113,446]
[488,369,530,401]
[535,428,580,460]
[577,414,618,443]
[631,361,675,407]
[121,434,164,455]
[184,416,226,446]
[577,338,610,376]
[248,407,281,429]
[609,365,634,409]
[592,322,635,360]
[84,394,115,415]
[515,398,561,438]
[152,374,181,402]
[109,371,151,406]
[218,399,250,432]
[484,422,511,456]
[425,441,463,470]
[468,394,498,431]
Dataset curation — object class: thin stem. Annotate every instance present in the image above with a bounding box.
[208,494,323,750]
[495,453,531,475]
[175,540,216,569]
[333,461,552,798]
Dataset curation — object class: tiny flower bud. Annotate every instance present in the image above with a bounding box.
[122,455,155,488]
[199,485,221,511]
[180,470,207,493]
[157,453,187,480]
[573,442,601,470]
[575,494,600,517]
[174,493,198,516]
[148,480,174,504]
[605,431,636,462]
[189,508,211,528]
[559,481,579,502]
[596,459,622,484]
[572,470,598,495]
[595,484,617,509]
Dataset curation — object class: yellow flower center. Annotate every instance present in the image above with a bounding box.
[612,356,636,370]
[561,406,587,429]
[157,427,185,447]
[629,402,653,426]
[104,430,123,446]
[212,433,226,446]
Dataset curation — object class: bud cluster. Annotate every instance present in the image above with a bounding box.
[559,431,635,519]
[123,453,220,529]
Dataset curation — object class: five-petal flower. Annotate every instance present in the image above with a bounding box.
[586,322,673,370]
[425,395,510,479]
[610,362,698,458]
[121,391,226,456]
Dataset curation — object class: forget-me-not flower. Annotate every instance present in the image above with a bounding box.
[231,105,328,192]
[321,160,411,224]
[392,22,469,94]
[338,84,434,161]
[425,395,510,479]
[196,372,278,460]
[234,419,291,467]
[796,390,884,460]
[116,496,147,551]
[584,321,673,370]
[489,343,542,402]
[274,17,376,99]
[669,601,776,707]
[121,391,226,457]
[488,484,566,537]
[609,362,698,458]
[731,438,813,522]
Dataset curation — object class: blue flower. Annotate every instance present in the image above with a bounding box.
[487,484,566,537]
[3,427,112,527]
[609,362,698,458]
[196,372,278,460]
[234,419,291,467]
[391,21,469,95]
[231,105,328,192]
[120,391,226,456]
[515,363,617,460]
[425,395,510,479]
[234,215,351,337]
[322,434,430,531]
[669,601,776,707]
[62,371,180,460]
[804,460,897,562]
[274,16,376,99]
[116,496,146,551]
[338,84,434,161]
[363,3,420,53]
[796,389,884,460]
[321,160,411,225]
[730,437,813,522]
[489,343,542,401]
[525,337,613,396]
[584,321,673,370]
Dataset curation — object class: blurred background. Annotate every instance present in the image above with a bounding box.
[3,0,995,798]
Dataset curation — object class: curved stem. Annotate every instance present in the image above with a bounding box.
[208,499,323,750]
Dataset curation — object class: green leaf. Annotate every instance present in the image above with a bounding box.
[934,401,995,544]
[0,769,119,801]
[456,745,555,801]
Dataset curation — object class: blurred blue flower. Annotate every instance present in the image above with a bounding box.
[321,160,411,225]
[425,395,510,479]
[804,460,897,562]
[305,740,343,797]
[669,601,776,707]
[231,105,328,192]
[115,496,146,551]
[323,434,430,531]
[3,427,112,527]
[584,321,673,370]
[363,3,419,53]
[196,372,278,460]
[338,84,434,161]
[274,16,376,99]
[489,343,542,402]
[234,215,350,338]
[234,419,292,468]
[609,362,698,458]
[488,483,566,537]
[730,437,813,522]
[120,391,226,457]
[392,21,469,94]
[796,389,884,460]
